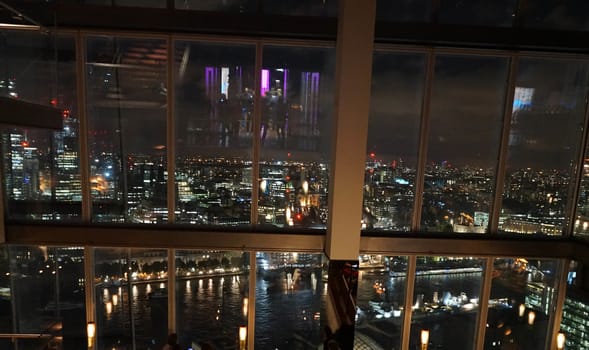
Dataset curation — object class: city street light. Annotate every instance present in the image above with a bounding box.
[421,329,429,350]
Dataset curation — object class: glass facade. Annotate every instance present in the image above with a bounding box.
[0,245,86,350]
[0,31,81,221]
[500,59,589,236]
[422,55,508,233]
[174,41,255,226]
[175,250,249,349]
[86,36,168,224]
[363,52,424,231]
[410,256,484,349]
[258,46,334,228]
[355,255,407,349]
[485,258,560,349]
[1,2,589,350]
[254,252,326,349]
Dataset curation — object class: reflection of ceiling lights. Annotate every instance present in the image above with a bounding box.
[0,1,43,31]
[0,23,40,30]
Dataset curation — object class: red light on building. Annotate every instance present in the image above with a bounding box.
[295,213,302,221]
[62,109,70,118]
[50,98,58,107]
[21,141,29,147]
[369,152,375,158]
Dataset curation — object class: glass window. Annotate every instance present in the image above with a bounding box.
[438,0,517,27]
[363,52,425,232]
[175,0,255,12]
[4,245,86,349]
[355,255,407,349]
[258,46,335,229]
[501,59,589,236]
[95,248,168,350]
[0,31,81,221]
[174,41,255,226]
[175,250,250,348]
[410,256,484,349]
[86,36,168,224]
[83,0,167,7]
[376,0,431,22]
[262,0,337,16]
[255,252,326,348]
[522,0,589,31]
[485,258,559,349]
[421,55,508,233]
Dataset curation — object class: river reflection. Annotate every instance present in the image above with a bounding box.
[96,269,327,350]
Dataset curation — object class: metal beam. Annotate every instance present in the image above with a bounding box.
[0,97,63,130]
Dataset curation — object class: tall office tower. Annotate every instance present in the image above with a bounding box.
[561,292,589,349]
[22,143,39,200]
[1,130,41,201]
[54,111,82,201]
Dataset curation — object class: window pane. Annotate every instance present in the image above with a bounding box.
[175,0,255,12]
[174,41,255,226]
[263,0,337,16]
[376,0,431,22]
[5,246,86,349]
[83,0,167,7]
[522,0,589,31]
[438,0,516,27]
[421,55,508,233]
[175,250,250,348]
[410,257,484,349]
[485,258,560,349]
[355,255,407,349]
[363,52,425,232]
[258,46,335,229]
[1,31,81,221]
[86,36,168,223]
[95,248,168,350]
[255,252,326,348]
[501,59,589,236]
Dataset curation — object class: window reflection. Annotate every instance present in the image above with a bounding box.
[376,0,431,22]
[95,248,168,350]
[175,250,249,349]
[0,31,81,221]
[522,0,589,31]
[175,0,255,12]
[501,59,589,236]
[364,52,425,232]
[258,46,335,228]
[83,0,167,7]
[86,36,168,224]
[438,0,516,27]
[254,252,326,348]
[485,258,559,349]
[174,41,255,225]
[421,55,508,233]
[410,256,484,350]
[2,246,86,349]
[262,0,337,16]
[355,255,407,349]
